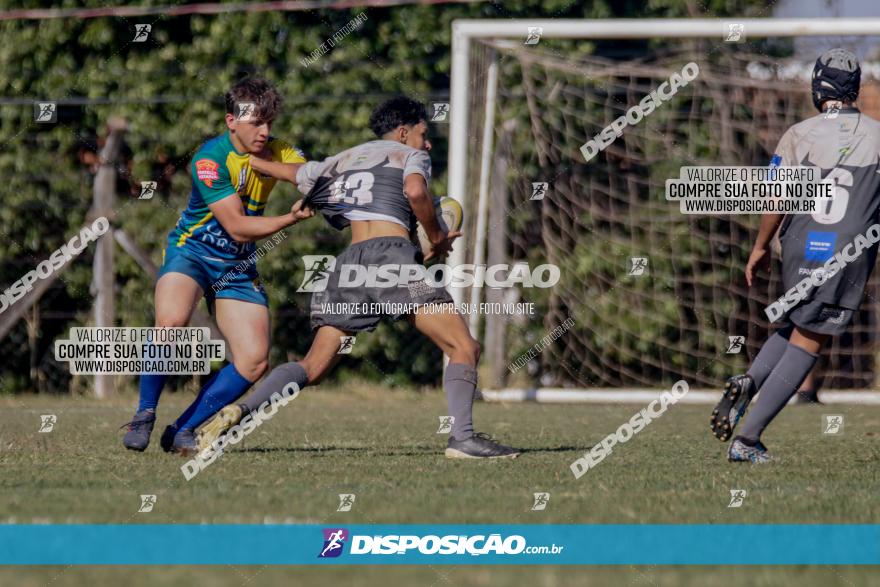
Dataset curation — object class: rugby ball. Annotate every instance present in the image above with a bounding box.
[416,196,463,258]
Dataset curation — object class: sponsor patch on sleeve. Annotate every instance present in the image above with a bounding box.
[196,159,220,187]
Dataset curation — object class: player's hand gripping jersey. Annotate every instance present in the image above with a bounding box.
[776,107,880,311]
[294,139,432,231]
[168,132,306,260]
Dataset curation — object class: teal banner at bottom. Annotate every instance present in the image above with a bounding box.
[1,524,878,565]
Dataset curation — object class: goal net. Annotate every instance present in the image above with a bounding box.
[460,31,880,390]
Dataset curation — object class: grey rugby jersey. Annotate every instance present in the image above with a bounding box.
[776,107,880,309]
[296,140,432,231]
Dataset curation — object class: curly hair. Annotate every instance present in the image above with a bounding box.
[368,96,428,137]
[225,77,282,123]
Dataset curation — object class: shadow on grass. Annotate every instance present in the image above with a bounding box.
[237,444,591,456]
[518,445,592,454]
[238,445,439,456]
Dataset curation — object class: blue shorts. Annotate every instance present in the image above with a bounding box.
[159,246,268,310]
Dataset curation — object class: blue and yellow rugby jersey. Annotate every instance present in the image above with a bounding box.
[168,132,306,261]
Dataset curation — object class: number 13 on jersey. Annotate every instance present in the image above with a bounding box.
[331,171,375,206]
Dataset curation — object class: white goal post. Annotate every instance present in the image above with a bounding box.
[449,17,880,309]
[447,18,880,398]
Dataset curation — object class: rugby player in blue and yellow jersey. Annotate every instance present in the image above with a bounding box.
[122,77,314,454]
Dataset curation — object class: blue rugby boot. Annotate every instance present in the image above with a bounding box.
[122,409,156,452]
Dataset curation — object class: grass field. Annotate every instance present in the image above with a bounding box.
[2,386,879,585]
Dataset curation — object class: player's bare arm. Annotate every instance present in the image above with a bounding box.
[207,193,313,243]
[248,155,304,184]
[404,173,461,260]
[745,213,784,286]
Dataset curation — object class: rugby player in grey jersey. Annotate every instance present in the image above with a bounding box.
[710,49,880,462]
[198,96,519,459]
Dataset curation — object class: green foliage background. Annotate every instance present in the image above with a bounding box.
[0,0,770,393]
